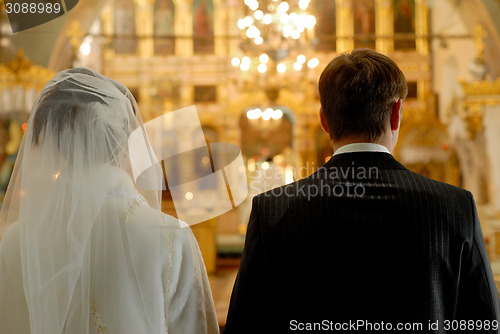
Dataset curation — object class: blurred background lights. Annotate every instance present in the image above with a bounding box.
[307,57,320,69]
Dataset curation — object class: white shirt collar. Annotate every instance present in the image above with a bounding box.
[333,143,391,156]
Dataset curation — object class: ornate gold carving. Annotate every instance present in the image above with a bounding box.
[460,78,500,96]
[474,24,487,63]
[0,50,55,90]
[458,103,483,139]
[336,0,354,53]
[66,20,85,52]
[456,76,500,138]
[415,0,429,54]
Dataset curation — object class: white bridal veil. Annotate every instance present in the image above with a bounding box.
[0,67,196,333]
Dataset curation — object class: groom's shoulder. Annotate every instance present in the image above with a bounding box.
[252,162,472,209]
[401,166,471,198]
[252,171,325,207]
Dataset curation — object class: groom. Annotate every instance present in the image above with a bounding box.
[224,49,499,333]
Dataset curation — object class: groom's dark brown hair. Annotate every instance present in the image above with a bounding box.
[319,49,408,141]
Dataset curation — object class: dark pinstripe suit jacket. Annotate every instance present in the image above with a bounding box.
[224,152,500,333]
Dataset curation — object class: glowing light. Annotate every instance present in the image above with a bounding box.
[263,14,273,24]
[248,0,259,10]
[185,192,194,200]
[254,36,264,45]
[299,0,309,10]
[280,13,290,24]
[259,53,269,63]
[278,1,289,12]
[254,10,264,20]
[231,57,241,67]
[272,109,283,119]
[305,15,316,29]
[240,62,250,71]
[283,24,293,37]
[293,62,303,71]
[261,161,270,170]
[277,63,286,73]
[262,108,273,120]
[80,42,91,56]
[246,108,263,120]
[297,54,306,64]
[307,57,320,69]
[257,63,267,73]
[242,56,251,64]
[237,19,246,30]
[246,25,260,38]
[285,166,294,184]
[291,30,301,39]
[243,16,254,27]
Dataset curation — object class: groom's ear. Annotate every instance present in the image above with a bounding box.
[390,99,403,131]
[320,108,330,135]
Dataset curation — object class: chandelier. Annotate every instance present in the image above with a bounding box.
[232,0,319,74]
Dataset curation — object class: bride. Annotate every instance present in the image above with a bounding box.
[0,68,219,334]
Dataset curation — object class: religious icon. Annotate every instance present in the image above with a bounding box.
[354,0,375,49]
[154,0,175,55]
[313,0,336,52]
[394,0,416,50]
[193,0,214,54]
[113,0,137,54]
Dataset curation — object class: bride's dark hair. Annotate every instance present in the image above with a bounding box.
[31,86,104,148]
[30,70,134,165]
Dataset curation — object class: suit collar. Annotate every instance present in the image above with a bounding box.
[323,151,407,171]
[333,143,390,156]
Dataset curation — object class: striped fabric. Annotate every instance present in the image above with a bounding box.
[224,152,500,334]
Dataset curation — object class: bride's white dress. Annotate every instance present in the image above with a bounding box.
[0,188,219,334]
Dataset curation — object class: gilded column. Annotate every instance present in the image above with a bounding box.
[214,0,226,56]
[227,0,241,56]
[180,83,194,106]
[100,4,114,59]
[336,0,354,53]
[134,0,154,58]
[375,0,394,54]
[415,0,429,54]
[174,0,193,57]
